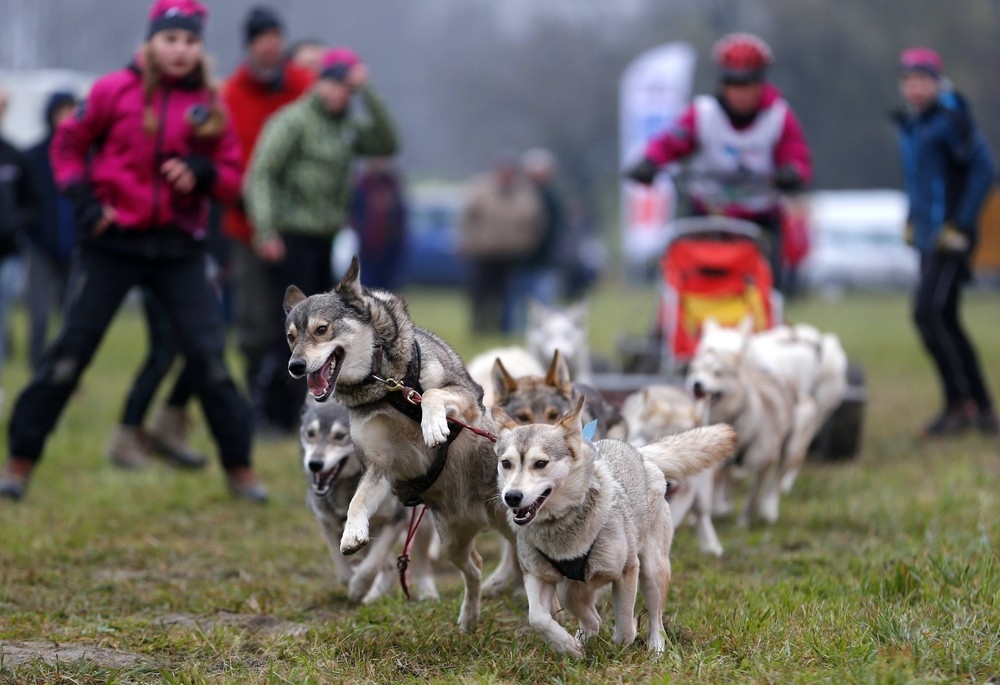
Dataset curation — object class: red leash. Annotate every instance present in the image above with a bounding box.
[396,505,427,600]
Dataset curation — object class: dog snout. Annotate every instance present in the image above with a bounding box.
[307,459,324,473]
[503,490,523,507]
[692,380,705,397]
[288,358,307,377]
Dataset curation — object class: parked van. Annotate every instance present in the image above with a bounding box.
[801,190,917,294]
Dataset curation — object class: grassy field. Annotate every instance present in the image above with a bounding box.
[0,283,998,684]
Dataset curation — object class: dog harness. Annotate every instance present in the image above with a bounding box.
[368,342,465,507]
[536,541,596,583]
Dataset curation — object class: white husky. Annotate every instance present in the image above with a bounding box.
[493,397,736,657]
[526,300,593,383]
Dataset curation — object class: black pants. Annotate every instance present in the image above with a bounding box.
[9,245,253,469]
[912,251,993,412]
[119,286,196,427]
[469,258,519,335]
[254,233,334,432]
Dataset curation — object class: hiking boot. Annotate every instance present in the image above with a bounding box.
[0,458,35,501]
[920,405,973,438]
[147,405,209,470]
[974,409,1000,436]
[107,425,157,470]
[225,467,269,503]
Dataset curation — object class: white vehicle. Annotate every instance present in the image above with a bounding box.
[802,190,917,294]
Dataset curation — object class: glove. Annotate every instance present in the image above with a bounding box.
[772,165,802,192]
[903,222,914,246]
[182,155,218,193]
[624,157,659,186]
[937,222,970,253]
[62,182,105,237]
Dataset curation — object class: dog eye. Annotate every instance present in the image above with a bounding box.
[306,429,317,439]
[332,431,346,441]
[315,324,328,335]
[515,412,533,424]
[545,409,560,422]
[286,332,295,343]
[533,460,548,469]
[500,459,511,470]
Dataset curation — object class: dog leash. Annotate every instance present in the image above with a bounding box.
[396,504,428,601]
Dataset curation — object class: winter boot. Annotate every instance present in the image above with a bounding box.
[225,467,269,503]
[147,405,209,470]
[107,425,157,470]
[0,458,35,501]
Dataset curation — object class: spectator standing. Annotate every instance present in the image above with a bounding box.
[626,32,811,291]
[0,0,266,502]
[220,5,314,418]
[246,47,399,432]
[23,90,76,372]
[521,147,566,304]
[459,155,543,334]
[350,157,408,292]
[892,47,998,436]
[286,39,325,74]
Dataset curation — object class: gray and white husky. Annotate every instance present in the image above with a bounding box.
[300,397,438,604]
[492,397,736,657]
[284,257,517,631]
[526,300,593,383]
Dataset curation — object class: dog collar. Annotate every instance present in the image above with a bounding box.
[536,540,596,583]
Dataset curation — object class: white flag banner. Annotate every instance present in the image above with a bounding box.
[619,43,696,268]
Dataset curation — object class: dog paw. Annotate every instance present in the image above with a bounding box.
[554,637,585,658]
[420,400,451,446]
[341,527,370,556]
[647,633,666,654]
[413,577,440,602]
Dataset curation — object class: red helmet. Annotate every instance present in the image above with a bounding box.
[713,33,773,83]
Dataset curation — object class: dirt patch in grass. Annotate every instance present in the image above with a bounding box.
[0,640,146,669]
[155,611,311,637]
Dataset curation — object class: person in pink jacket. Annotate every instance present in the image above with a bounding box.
[0,0,266,502]
[626,32,812,290]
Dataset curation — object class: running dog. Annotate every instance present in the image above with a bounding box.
[492,349,626,440]
[526,300,593,383]
[284,257,517,631]
[621,385,723,556]
[686,337,799,526]
[698,317,847,492]
[493,398,736,657]
[301,397,438,604]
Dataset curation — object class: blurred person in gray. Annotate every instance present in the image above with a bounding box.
[459,155,543,335]
[521,147,566,304]
[23,91,78,371]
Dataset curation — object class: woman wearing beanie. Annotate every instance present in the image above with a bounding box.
[0,0,267,502]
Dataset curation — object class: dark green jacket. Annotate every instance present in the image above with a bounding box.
[245,85,399,244]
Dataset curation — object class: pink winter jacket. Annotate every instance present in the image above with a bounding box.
[52,62,241,238]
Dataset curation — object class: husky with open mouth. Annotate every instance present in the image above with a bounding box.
[284,257,519,632]
[301,396,438,604]
[493,397,736,657]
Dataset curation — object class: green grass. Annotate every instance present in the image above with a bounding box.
[1,283,999,684]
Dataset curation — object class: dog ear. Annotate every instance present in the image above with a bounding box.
[335,256,364,301]
[544,350,573,398]
[701,317,719,338]
[558,395,586,453]
[490,405,519,437]
[284,285,307,314]
[568,301,588,326]
[491,358,518,404]
[738,314,755,338]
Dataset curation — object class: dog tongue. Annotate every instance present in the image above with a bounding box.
[307,358,333,397]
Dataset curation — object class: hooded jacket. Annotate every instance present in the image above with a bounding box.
[892,90,996,253]
[51,58,242,243]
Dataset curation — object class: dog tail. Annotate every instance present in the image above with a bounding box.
[639,423,737,482]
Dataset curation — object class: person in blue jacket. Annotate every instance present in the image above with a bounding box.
[892,47,998,436]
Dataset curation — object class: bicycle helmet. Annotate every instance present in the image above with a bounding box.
[713,32,773,84]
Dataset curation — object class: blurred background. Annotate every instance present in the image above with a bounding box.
[2,0,1000,291]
